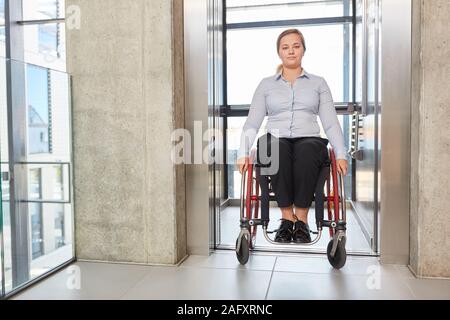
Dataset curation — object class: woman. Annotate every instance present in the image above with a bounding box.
[237,29,348,244]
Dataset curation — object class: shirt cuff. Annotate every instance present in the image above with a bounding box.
[335,151,348,160]
[237,148,249,160]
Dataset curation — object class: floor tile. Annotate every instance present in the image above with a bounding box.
[404,278,450,300]
[267,271,415,300]
[121,267,272,300]
[12,262,151,300]
[9,258,449,300]
[180,251,276,271]
[274,255,416,278]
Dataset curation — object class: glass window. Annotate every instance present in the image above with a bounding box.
[225,1,353,199]
[54,205,65,249]
[0,0,4,18]
[22,0,65,20]
[227,117,268,198]
[37,0,59,19]
[26,166,71,267]
[28,165,68,202]
[27,65,51,155]
[22,0,67,71]
[1,2,72,296]
[53,165,63,200]
[29,169,44,260]
[30,203,44,260]
[39,24,59,56]
[355,0,363,102]
[227,117,246,199]
[27,166,70,260]
[227,24,351,105]
[29,168,42,199]
[23,22,66,70]
[0,0,5,57]
[227,0,351,24]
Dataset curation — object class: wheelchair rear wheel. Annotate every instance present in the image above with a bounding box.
[325,148,347,269]
[245,163,259,249]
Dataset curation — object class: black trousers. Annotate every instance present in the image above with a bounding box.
[257,133,330,208]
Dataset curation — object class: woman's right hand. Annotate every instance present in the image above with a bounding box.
[237,156,251,175]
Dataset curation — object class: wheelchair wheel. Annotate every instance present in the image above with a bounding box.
[326,148,343,238]
[326,177,335,238]
[236,234,250,265]
[326,239,346,269]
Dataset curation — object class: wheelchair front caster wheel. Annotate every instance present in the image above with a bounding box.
[236,235,250,265]
[327,239,346,269]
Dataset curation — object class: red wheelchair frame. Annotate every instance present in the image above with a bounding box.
[236,147,347,269]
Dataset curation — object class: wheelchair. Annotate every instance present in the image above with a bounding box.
[235,143,347,269]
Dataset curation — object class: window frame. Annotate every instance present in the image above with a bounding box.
[223,0,358,200]
[19,0,65,60]
[1,0,73,299]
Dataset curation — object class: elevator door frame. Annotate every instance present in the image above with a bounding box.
[184,0,412,265]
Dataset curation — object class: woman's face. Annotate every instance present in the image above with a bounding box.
[278,33,305,69]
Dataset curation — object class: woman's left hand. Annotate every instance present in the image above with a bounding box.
[336,159,348,176]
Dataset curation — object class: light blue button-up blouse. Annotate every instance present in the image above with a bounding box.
[238,70,347,160]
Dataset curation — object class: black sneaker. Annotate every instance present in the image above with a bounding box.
[274,219,294,243]
[293,221,312,243]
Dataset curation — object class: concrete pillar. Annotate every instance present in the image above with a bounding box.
[410,0,450,278]
[65,0,186,264]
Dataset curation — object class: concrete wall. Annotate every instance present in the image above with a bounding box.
[66,0,186,264]
[410,0,450,278]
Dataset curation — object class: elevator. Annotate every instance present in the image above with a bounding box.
[185,0,410,264]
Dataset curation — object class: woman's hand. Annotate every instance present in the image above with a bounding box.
[237,156,250,175]
[336,159,348,176]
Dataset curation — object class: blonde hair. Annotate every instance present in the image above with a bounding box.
[276,28,306,74]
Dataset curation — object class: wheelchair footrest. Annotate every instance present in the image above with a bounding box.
[266,229,318,235]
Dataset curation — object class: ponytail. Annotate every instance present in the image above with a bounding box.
[276,64,283,75]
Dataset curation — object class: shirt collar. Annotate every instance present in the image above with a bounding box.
[276,69,310,81]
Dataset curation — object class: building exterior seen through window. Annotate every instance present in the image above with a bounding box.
[1,0,73,296]
[23,0,66,72]
[27,65,51,155]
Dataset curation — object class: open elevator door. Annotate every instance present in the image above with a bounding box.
[218,0,378,255]
[208,0,227,249]
[184,0,226,255]
[351,0,381,254]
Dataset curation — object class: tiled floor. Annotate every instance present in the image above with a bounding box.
[11,251,450,300]
[219,206,372,253]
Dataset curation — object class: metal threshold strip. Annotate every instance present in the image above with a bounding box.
[216,245,378,257]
